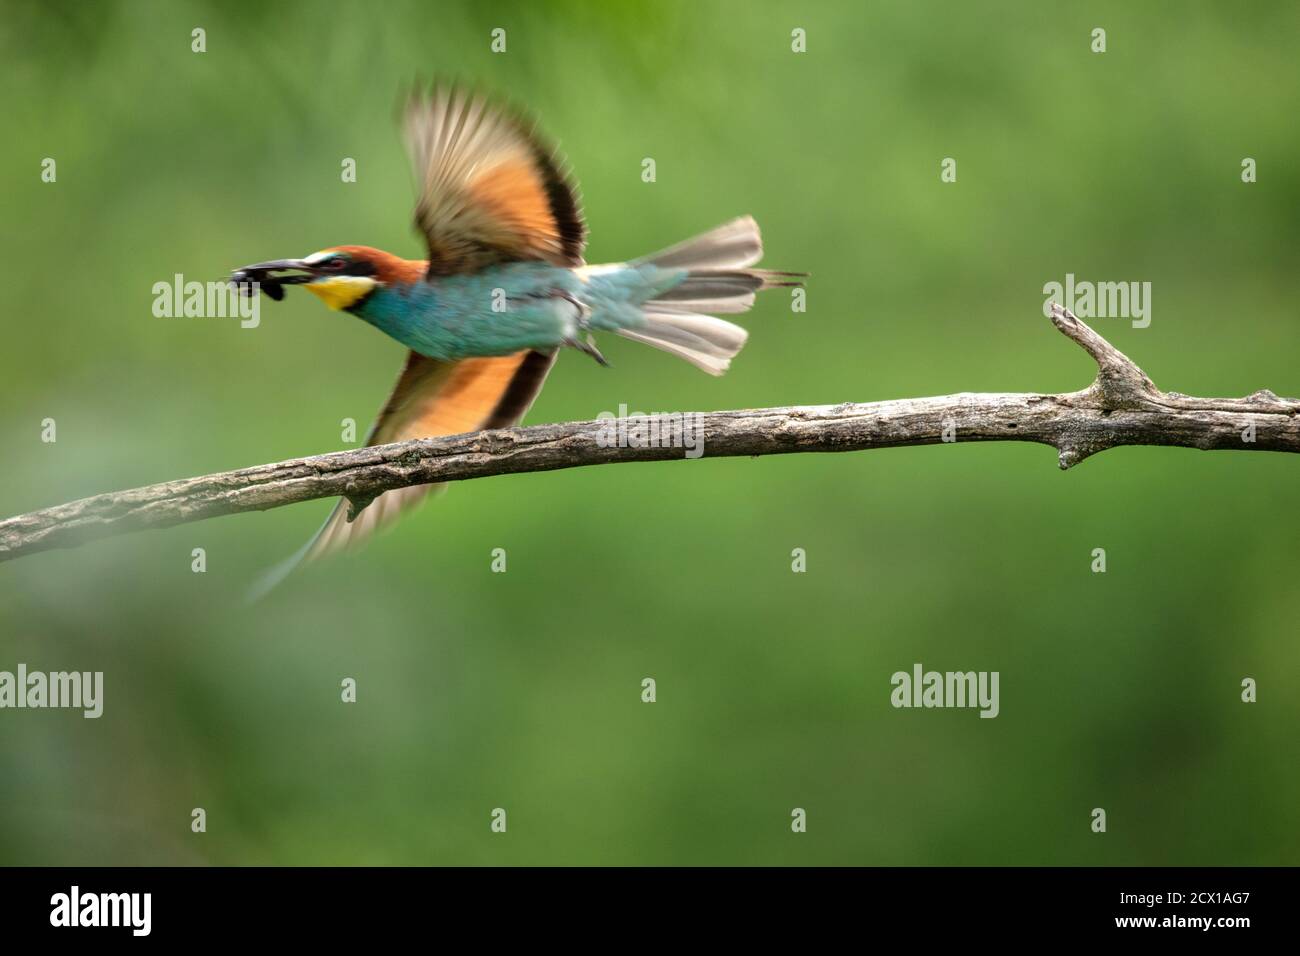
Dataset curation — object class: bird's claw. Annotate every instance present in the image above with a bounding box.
[556,291,609,367]
[567,333,610,367]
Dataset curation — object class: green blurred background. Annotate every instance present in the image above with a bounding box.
[1,0,1296,865]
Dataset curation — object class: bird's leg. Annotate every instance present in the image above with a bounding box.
[556,291,611,367]
[568,334,610,367]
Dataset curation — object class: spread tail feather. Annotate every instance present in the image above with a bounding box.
[616,309,749,376]
[635,215,765,271]
[616,216,804,375]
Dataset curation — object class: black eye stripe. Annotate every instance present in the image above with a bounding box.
[315,255,375,277]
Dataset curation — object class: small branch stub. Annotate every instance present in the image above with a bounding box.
[1048,302,1158,406]
[344,490,379,523]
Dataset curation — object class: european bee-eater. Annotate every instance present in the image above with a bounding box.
[234,85,801,575]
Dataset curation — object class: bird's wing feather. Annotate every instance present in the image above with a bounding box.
[304,348,557,562]
[402,84,586,276]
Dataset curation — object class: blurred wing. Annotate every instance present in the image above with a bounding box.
[304,348,558,561]
[402,85,586,276]
[244,349,555,601]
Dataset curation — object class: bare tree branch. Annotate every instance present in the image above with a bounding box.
[2,305,1297,563]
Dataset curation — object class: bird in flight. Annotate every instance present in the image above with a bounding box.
[233,84,802,581]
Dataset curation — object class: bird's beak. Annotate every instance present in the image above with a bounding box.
[229,258,318,301]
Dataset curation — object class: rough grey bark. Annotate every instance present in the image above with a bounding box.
[1,306,1296,563]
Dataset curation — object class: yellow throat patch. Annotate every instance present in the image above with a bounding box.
[304,275,378,310]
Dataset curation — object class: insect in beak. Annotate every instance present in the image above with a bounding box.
[229,259,317,301]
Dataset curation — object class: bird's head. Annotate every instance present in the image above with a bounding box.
[231,246,420,310]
